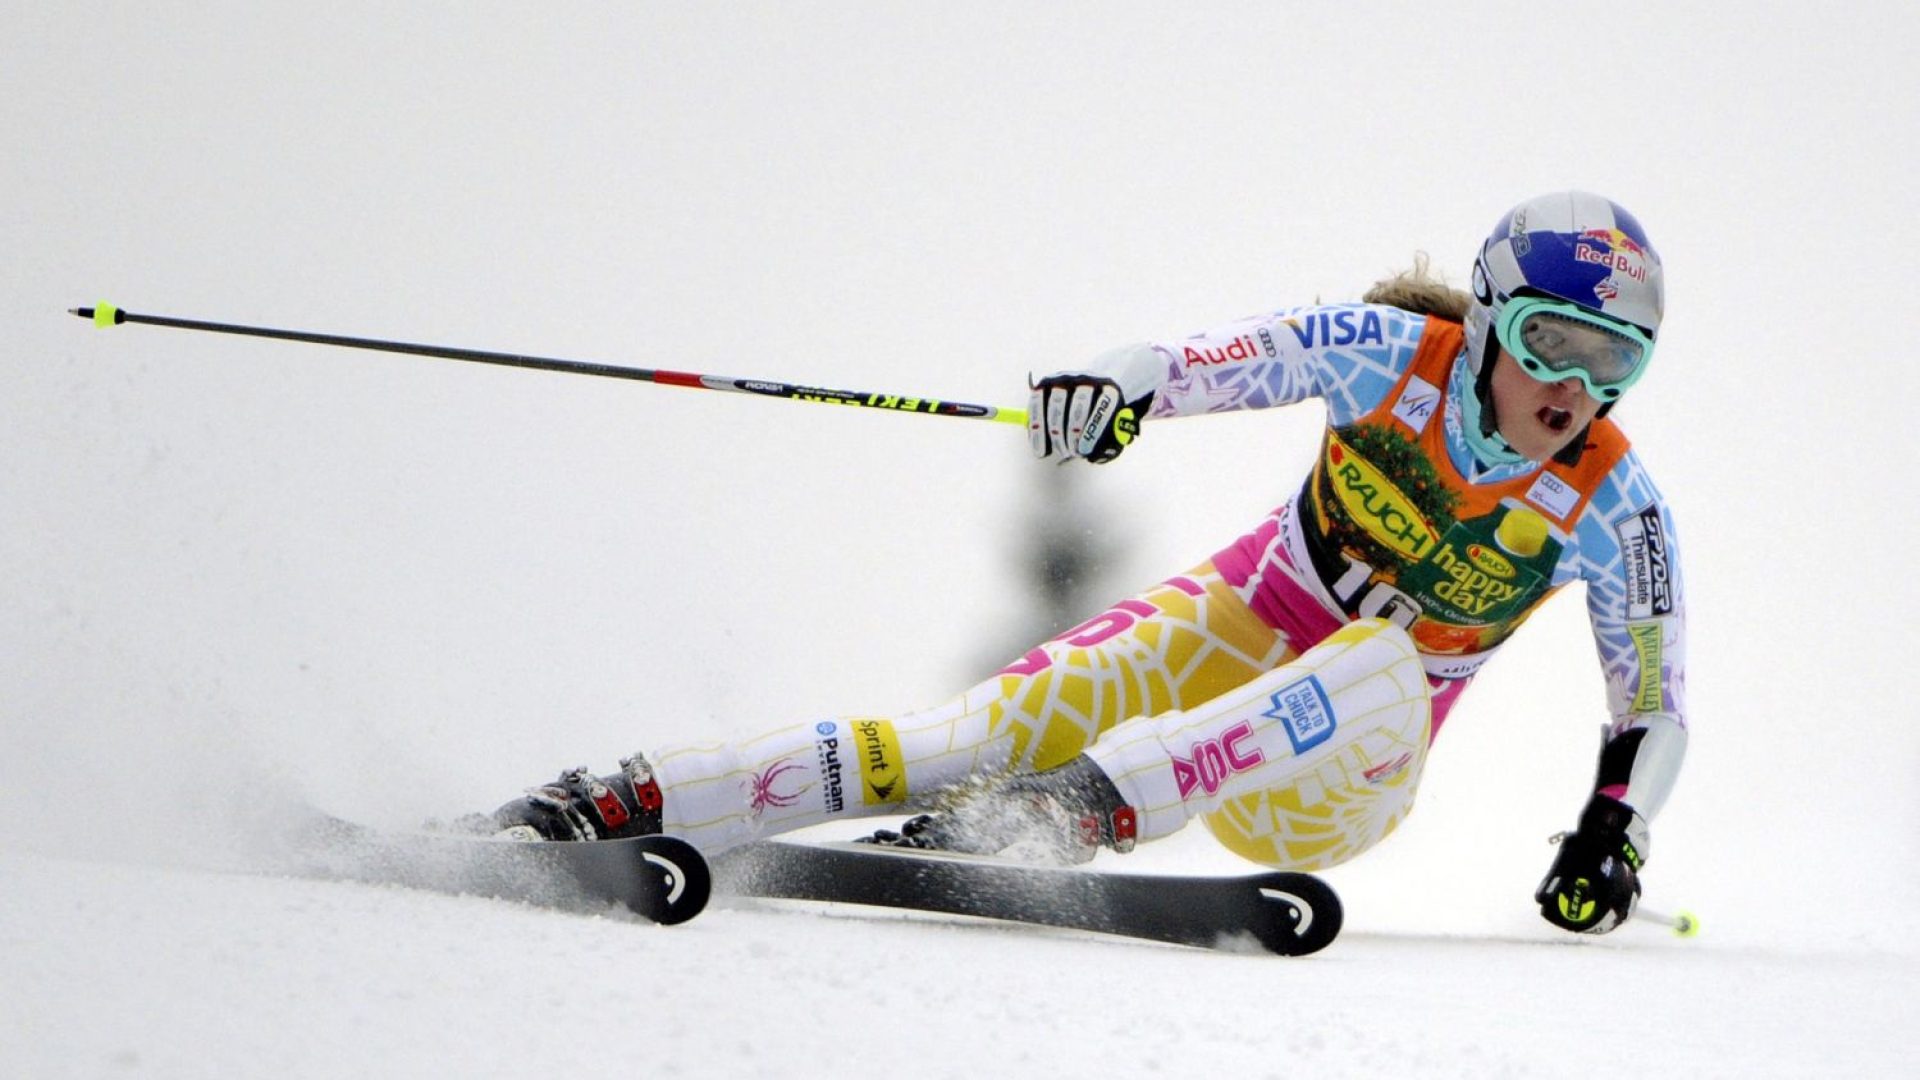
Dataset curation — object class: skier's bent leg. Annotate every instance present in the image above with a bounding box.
[1082,617,1434,870]
[864,617,1432,867]
[860,564,1314,862]
[981,565,1298,772]
[492,562,1299,856]
[491,708,994,853]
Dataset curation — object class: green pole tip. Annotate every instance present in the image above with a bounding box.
[93,303,121,327]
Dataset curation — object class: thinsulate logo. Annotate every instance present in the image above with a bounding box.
[1326,433,1440,561]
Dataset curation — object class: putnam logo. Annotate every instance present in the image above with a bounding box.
[1326,433,1441,560]
[851,719,907,805]
[812,722,846,814]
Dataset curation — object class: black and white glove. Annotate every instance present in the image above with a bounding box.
[1534,793,1649,934]
[859,755,1138,865]
[1028,345,1162,464]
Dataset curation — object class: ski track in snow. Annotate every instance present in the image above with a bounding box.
[4,844,1911,1080]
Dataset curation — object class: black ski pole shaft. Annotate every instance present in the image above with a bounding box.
[69,303,1028,427]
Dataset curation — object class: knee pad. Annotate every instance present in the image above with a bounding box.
[1086,618,1432,870]
[1202,619,1431,869]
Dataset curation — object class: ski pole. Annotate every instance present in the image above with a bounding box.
[1639,906,1700,938]
[70,303,1029,427]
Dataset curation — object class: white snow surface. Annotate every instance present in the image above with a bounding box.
[5,831,1912,1080]
[6,4,1918,1078]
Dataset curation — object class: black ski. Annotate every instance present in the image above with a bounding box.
[296,816,710,925]
[714,841,1341,955]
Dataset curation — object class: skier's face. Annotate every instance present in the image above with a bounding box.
[1488,348,1604,462]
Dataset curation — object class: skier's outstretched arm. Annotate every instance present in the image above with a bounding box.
[1029,303,1427,463]
[1535,459,1689,934]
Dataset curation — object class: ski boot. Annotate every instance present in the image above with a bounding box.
[492,753,664,842]
[860,754,1137,864]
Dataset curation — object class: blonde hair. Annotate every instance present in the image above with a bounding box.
[1362,253,1471,322]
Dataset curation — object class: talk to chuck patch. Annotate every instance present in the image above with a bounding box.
[1615,504,1674,619]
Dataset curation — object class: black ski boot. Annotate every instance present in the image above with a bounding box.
[493,753,664,842]
[861,754,1137,864]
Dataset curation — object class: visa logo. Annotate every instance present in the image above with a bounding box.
[1289,309,1385,349]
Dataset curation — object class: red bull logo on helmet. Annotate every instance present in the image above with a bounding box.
[1575,229,1650,283]
[1582,227,1648,259]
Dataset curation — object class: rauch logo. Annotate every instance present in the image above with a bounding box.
[1326,433,1440,561]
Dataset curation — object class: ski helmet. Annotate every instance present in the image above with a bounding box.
[1460,192,1665,458]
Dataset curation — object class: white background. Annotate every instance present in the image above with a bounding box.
[4,3,1916,1077]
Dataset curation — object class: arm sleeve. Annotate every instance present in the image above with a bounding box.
[1079,303,1424,426]
[1576,454,1688,822]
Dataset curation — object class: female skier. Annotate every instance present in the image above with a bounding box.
[491,191,1687,935]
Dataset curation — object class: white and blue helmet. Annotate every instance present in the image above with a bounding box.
[1461,192,1665,449]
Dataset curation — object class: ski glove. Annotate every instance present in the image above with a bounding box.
[1534,792,1649,934]
[860,755,1137,865]
[1028,344,1163,464]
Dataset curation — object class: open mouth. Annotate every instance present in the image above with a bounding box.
[1537,406,1574,433]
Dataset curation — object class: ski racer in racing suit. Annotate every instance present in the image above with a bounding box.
[493,191,1687,936]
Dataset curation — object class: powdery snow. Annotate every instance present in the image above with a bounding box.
[4,838,1909,1080]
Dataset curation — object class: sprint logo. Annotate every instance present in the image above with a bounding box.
[851,719,907,805]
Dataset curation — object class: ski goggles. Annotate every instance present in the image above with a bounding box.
[1493,295,1655,400]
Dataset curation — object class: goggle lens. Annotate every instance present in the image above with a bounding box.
[1495,299,1653,400]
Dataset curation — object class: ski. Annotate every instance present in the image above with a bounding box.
[293,819,1335,953]
[295,816,710,925]
[713,841,1342,955]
